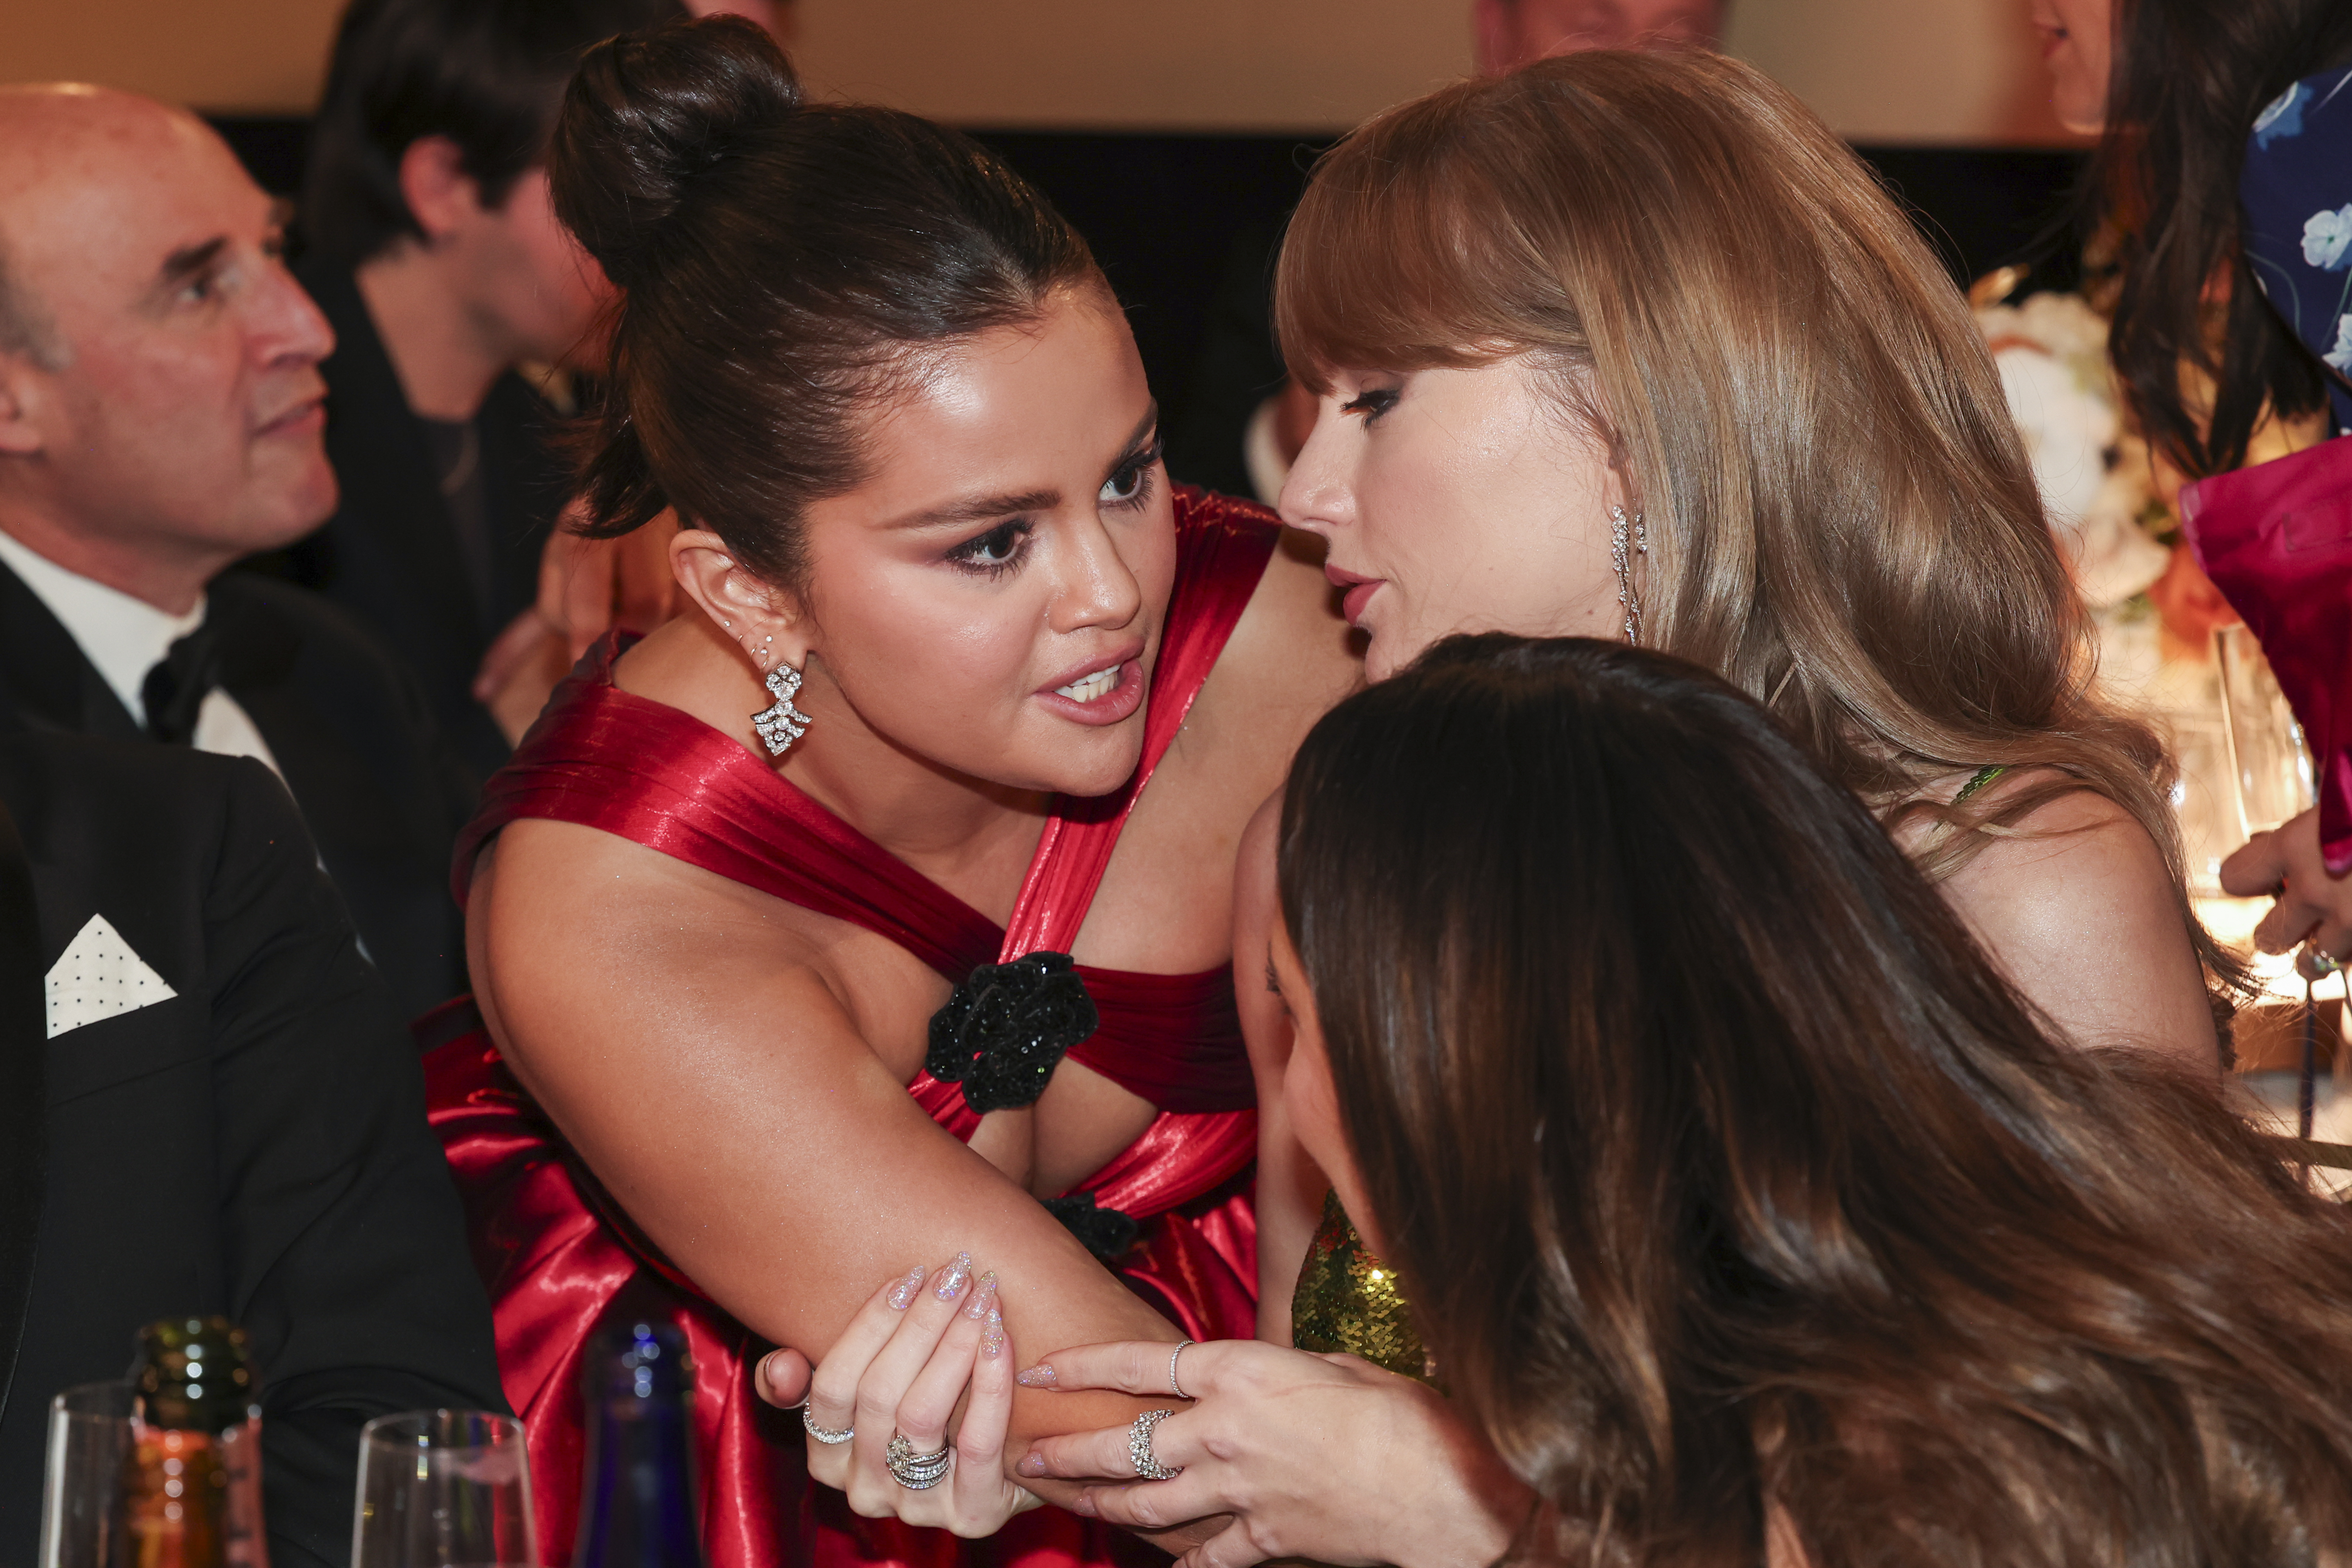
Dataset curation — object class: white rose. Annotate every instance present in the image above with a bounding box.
[2328,314,2352,375]
[2303,204,2352,270]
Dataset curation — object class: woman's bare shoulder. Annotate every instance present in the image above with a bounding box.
[468,818,936,1082]
[1936,780,2216,1066]
[1199,525,1362,735]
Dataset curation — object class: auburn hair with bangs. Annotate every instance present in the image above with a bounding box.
[1273,49,2221,994]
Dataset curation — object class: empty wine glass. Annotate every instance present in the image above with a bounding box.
[39,1382,134,1568]
[2215,623,2318,839]
[352,1410,538,1568]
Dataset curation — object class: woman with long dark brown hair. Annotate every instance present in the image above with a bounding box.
[431,14,1358,1563]
[1006,634,2352,1567]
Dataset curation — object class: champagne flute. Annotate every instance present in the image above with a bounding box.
[39,1382,135,1568]
[352,1410,538,1568]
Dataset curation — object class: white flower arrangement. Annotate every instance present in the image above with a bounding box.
[1974,289,2172,611]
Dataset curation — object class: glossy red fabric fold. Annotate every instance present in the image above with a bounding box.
[423,489,1281,1568]
[2180,435,2352,872]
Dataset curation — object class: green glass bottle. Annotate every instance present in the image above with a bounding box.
[116,1316,268,1568]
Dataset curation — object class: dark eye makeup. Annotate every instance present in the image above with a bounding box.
[945,520,1033,579]
[1340,386,1402,424]
[1100,433,1165,508]
[941,430,1163,582]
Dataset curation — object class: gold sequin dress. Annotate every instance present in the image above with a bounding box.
[1289,1189,1436,1383]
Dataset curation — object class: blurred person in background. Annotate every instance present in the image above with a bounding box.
[0,732,505,1568]
[283,0,683,780]
[2038,0,2352,980]
[0,84,473,1020]
[1473,0,1725,74]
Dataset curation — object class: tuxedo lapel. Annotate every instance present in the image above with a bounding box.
[0,562,142,744]
[0,794,49,1430]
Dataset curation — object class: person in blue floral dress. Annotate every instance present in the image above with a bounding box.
[2243,65,2352,435]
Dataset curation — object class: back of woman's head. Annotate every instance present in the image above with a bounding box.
[2096,0,2352,478]
[1274,51,2188,889]
[548,15,1100,586]
[1279,632,2352,1566]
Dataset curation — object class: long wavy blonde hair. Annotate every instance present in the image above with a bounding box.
[1275,50,2212,933]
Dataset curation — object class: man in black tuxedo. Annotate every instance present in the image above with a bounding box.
[281,0,682,779]
[0,731,506,1568]
[0,84,470,1020]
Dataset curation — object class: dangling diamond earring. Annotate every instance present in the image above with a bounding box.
[752,659,814,756]
[1609,503,1648,643]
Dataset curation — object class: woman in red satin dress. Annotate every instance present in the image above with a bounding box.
[422,17,1357,1567]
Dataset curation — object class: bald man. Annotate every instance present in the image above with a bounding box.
[0,85,473,1020]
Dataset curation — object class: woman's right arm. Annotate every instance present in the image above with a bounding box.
[466,818,1183,1460]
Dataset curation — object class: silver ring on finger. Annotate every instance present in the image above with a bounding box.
[1168,1339,1194,1399]
[802,1408,854,1445]
[1129,1408,1182,1480]
[886,1431,952,1490]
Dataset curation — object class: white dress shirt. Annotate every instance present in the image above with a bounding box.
[0,529,282,778]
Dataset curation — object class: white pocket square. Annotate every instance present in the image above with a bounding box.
[47,913,177,1039]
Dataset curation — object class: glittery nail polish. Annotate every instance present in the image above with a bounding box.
[981,1301,1006,1359]
[1014,1364,1056,1388]
[936,1251,972,1301]
[963,1270,997,1320]
[887,1265,925,1310]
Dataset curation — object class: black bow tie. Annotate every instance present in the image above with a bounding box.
[142,621,224,745]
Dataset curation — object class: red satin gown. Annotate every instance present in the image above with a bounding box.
[421,489,1280,1568]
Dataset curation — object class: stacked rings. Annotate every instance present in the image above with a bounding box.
[802,1409,854,1446]
[886,1432,951,1490]
[1128,1408,1182,1481]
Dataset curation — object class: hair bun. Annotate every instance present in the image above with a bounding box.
[550,14,803,291]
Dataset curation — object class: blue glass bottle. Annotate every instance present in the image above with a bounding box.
[572,1321,704,1568]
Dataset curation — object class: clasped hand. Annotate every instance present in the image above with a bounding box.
[758,1254,1039,1536]
[761,1301,1524,1568]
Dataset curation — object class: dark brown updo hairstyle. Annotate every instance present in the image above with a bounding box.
[548,15,1102,586]
[1281,633,2352,1566]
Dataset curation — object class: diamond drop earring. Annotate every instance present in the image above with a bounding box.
[752,659,814,756]
[1609,503,1648,643]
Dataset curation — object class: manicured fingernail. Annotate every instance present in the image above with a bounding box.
[982,1301,1006,1359]
[1070,1491,1098,1518]
[936,1251,972,1301]
[1016,1451,1048,1477]
[887,1266,925,1310]
[963,1270,997,1321]
[1015,1363,1056,1388]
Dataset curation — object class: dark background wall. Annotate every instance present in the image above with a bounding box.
[212,117,2084,498]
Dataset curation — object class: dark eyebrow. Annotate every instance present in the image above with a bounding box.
[883,400,1161,532]
[156,237,229,293]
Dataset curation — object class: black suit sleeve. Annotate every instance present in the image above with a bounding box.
[198,759,507,1568]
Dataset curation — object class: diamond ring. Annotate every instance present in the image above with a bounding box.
[887,1431,951,1490]
[802,1408,853,1446]
[1128,1408,1181,1480]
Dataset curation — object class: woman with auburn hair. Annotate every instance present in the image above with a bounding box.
[1006,634,2352,1568]
[1225,44,2243,1319]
